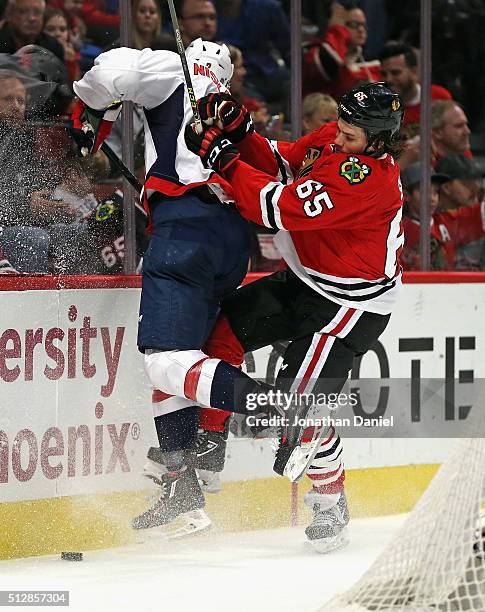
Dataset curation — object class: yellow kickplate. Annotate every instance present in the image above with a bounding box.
[0,464,439,560]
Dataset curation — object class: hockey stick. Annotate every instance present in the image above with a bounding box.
[165,0,203,134]
[100,142,143,193]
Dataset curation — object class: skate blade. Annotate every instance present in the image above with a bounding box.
[307,527,349,554]
[162,509,212,540]
[276,402,333,482]
[132,509,212,543]
[283,423,330,482]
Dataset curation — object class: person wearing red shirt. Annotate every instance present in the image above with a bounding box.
[380,42,452,137]
[436,155,485,270]
[401,158,485,270]
[303,4,380,101]
[401,162,450,270]
[162,82,405,553]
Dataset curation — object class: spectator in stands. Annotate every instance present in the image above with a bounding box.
[52,0,86,48]
[216,0,290,104]
[33,152,107,273]
[302,2,380,101]
[431,100,472,163]
[105,0,161,161]
[79,0,119,46]
[110,0,170,51]
[302,92,337,134]
[0,0,64,58]
[43,8,80,81]
[401,158,485,270]
[0,69,51,271]
[176,0,217,45]
[436,155,485,270]
[131,0,161,49]
[380,42,452,137]
[0,67,89,274]
[435,154,482,212]
[400,162,450,270]
[401,158,485,271]
[226,43,270,133]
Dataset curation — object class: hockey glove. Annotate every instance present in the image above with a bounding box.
[185,124,239,175]
[69,98,122,156]
[198,92,254,144]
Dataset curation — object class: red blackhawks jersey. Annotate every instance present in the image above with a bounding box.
[230,122,404,315]
[402,202,485,270]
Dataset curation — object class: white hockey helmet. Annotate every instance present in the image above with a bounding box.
[185,38,234,87]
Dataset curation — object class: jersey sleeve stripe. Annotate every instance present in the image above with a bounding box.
[259,182,286,230]
[269,184,285,230]
[270,140,293,183]
[320,281,397,301]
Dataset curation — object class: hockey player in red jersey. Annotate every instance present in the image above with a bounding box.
[180,82,405,552]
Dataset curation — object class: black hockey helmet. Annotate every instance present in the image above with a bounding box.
[14,45,73,116]
[15,45,72,99]
[338,82,403,139]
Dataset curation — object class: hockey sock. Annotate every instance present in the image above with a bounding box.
[154,406,199,455]
[198,360,276,415]
[305,427,346,495]
[200,313,243,431]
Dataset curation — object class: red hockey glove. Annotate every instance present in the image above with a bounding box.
[69,98,122,156]
[198,92,254,144]
[185,123,240,175]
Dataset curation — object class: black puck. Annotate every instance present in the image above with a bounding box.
[61,552,83,561]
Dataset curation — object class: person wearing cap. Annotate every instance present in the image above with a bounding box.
[436,155,485,270]
[401,158,485,270]
[435,154,482,211]
[400,162,450,270]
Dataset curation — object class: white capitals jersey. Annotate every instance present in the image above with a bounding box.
[73,47,233,202]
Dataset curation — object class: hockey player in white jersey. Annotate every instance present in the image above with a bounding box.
[70,40,253,537]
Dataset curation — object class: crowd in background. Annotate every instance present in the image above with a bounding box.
[0,0,484,275]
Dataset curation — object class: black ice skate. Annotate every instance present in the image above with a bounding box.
[184,424,229,494]
[132,467,210,538]
[305,491,350,554]
[186,426,228,472]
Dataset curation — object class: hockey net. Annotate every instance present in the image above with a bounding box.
[323,438,485,611]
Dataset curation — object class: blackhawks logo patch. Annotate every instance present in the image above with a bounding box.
[339,156,371,185]
[95,199,116,221]
[298,147,323,178]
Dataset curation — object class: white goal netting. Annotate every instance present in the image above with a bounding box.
[323,438,485,611]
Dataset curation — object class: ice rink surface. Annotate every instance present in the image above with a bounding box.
[0,515,406,612]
